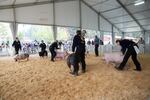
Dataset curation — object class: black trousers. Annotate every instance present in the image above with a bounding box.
[50,49,56,61]
[95,44,99,56]
[80,53,86,71]
[73,54,80,74]
[15,48,19,55]
[119,46,141,70]
[39,50,47,57]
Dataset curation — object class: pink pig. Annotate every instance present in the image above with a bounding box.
[55,51,68,60]
[104,52,124,64]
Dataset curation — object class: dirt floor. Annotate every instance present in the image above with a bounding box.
[0,54,150,100]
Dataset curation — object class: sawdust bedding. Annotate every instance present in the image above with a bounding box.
[0,54,150,100]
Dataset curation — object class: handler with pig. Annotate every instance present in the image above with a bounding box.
[115,39,142,71]
[71,30,86,76]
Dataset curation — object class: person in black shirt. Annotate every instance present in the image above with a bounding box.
[100,39,104,45]
[94,35,100,56]
[39,40,47,57]
[72,30,86,76]
[49,40,59,62]
[39,40,46,51]
[115,39,141,71]
[12,37,21,55]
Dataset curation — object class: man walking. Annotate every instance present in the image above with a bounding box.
[12,37,21,55]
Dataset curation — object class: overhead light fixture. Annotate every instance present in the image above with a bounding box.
[134,0,145,6]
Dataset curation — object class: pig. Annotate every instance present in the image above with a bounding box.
[39,50,48,57]
[55,51,69,60]
[66,53,80,76]
[14,53,29,62]
[104,52,124,64]
[103,52,130,70]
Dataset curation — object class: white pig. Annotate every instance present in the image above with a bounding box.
[104,52,124,64]
[56,51,69,60]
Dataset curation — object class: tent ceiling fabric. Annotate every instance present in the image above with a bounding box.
[0,0,150,32]
[15,4,53,25]
[0,0,14,6]
[86,0,120,12]
[116,21,138,28]
[102,8,128,18]
[55,1,80,27]
[15,0,38,4]
[143,26,150,31]
[119,0,136,5]
[0,0,53,5]
[110,15,133,24]
[15,0,53,4]
[134,11,150,19]
[100,16,112,32]
[0,9,14,21]
[81,2,99,30]
[84,0,150,32]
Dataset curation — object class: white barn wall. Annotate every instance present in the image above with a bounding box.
[0,9,14,22]
[55,1,80,27]
[81,2,98,31]
[15,4,53,25]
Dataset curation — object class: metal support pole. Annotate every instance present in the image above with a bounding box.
[53,0,57,41]
[12,0,18,40]
[0,0,77,10]
[98,15,104,41]
[98,15,102,39]
[79,0,82,30]
[98,15,100,31]
[112,25,115,45]
[143,30,146,53]
[12,7,17,40]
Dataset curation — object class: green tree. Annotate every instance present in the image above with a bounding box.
[31,26,54,42]
[0,23,13,43]
[18,32,24,40]
[0,23,9,36]
[57,27,69,41]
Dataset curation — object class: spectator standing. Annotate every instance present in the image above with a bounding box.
[94,35,100,56]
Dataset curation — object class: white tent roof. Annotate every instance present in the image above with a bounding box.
[84,0,150,32]
[0,0,150,32]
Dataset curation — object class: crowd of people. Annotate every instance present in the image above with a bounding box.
[0,41,10,52]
